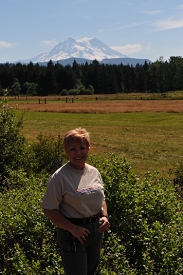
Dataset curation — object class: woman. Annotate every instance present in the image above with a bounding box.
[41,127,110,275]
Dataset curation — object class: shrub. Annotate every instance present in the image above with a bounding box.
[0,103,26,188]
[0,173,64,274]
[60,89,67,96]
[90,155,183,274]
[0,101,66,188]
[67,88,79,95]
[1,154,183,274]
[26,133,66,176]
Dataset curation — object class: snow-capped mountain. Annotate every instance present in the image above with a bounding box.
[21,37,127,63]
[18,37,152,66]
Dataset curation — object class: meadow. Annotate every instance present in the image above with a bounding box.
[6,92,183,177]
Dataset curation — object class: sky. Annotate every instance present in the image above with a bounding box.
[1,0,183,63]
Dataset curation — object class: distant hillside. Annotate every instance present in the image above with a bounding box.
[36,57,152,67]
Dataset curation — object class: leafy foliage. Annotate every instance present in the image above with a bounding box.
[1,156,183,274]
[91,155,183,274]
[0,173,64,274]
[1,106,183,274]
[26,133,65,176]
[0,103,26,188]
[0,103,66,188]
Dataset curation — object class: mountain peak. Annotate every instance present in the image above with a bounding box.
[21,37,127,63]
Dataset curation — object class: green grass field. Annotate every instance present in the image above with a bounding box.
[16,109,183,178]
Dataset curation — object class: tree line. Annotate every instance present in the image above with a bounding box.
[0,56,183,96]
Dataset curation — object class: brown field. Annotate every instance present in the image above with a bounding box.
[6,98,183,113]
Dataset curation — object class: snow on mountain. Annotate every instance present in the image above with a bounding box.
[21,37,127,63]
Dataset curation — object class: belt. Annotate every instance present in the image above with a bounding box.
[65,213,101,225]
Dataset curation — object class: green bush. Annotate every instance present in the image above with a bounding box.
[0,104,66,188]
[0,173,64,275]
[67,88,79,95]
[90,155,183,274]
[2,155,183,274]
[60,89,67,96]
[1,154,183,274]
[26,133,66,176]
[0,103,26,188]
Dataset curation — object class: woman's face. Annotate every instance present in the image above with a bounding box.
[65,140,90,170]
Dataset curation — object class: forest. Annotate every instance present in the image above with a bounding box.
[0,56,183,96]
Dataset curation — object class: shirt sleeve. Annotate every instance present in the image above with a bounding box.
[41,173,63,210]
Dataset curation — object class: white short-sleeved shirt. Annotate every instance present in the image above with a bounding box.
[41,162,105,218]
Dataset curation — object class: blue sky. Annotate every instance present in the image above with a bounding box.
[1,0,183,63]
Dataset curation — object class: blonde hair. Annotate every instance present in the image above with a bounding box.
[64,127,90,149]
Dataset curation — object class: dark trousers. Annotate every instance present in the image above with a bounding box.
[57,220,103,275]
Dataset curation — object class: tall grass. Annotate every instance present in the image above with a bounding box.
[16,110,183,177]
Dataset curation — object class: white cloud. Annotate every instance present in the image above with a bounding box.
[142,10,163,15]
[177,4,183,9]
[153,18,183,31]
[111,44,142,55]
[113,21,147,31]
[0,41,16,48]
[41,40,58,47]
